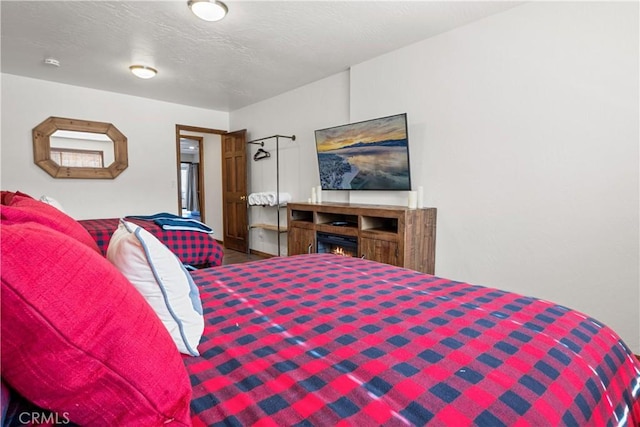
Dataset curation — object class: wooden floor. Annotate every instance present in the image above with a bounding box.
[221,247,268,265]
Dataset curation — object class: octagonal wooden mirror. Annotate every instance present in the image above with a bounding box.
[33,116,128,179]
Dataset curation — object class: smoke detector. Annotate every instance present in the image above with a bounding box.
[43,58,60,67]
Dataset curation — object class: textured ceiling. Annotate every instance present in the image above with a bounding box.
[1,1,522,112]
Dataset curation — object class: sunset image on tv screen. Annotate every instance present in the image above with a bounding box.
[315,113,411,191]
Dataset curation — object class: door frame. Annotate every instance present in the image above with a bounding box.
[175,124,226,225]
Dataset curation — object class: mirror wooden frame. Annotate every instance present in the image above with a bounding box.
[33,116,128,179]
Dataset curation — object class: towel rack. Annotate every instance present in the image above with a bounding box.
[247,134,296,256]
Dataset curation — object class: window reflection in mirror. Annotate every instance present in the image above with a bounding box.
[50,130,114,168]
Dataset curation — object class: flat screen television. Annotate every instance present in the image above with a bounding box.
[314,113,411,191]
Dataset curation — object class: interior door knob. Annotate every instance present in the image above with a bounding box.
[240,195,247,201]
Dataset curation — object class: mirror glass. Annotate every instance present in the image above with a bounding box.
[50,130,115,168]
[33,117,128,179]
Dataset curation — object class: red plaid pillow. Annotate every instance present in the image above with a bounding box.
[0,192,100,253]
[0,221,192,426]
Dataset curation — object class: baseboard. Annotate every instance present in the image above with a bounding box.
[250,249,276,259]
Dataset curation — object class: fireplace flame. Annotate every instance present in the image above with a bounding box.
[332,247,351,257]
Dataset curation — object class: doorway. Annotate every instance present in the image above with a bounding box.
[176,125,223,226]
[175,125,248,251]
[179,136,203,221]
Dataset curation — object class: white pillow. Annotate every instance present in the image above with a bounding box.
[107,220,204,356]
[39,195,66,213]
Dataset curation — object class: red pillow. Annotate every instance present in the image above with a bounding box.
[0,190,33,205]
[1,193,100,253]
[0,221,192,426]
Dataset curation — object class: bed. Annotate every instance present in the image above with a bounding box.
[183,254,640,426]
[79,217,224,268]
[2,190,640,426]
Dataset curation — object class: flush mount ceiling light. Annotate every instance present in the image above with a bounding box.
[188,0,228,22]
[129,65,157,79]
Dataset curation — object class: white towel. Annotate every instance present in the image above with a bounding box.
[248,192,292,206]
[248,193,261,205]
[264,192,291,206]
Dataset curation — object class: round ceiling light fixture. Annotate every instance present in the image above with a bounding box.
[188,0,228,22]
[129,65,157,79]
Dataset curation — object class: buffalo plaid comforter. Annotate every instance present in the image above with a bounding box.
[185,254,640,426]
[79,217,224,268]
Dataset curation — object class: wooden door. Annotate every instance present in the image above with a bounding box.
[221,130,248,252]
[360,237,400,267]
[288,227,316,255]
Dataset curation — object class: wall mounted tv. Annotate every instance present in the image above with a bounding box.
[314,113,411,191]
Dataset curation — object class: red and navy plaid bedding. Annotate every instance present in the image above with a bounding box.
[186,254,640,426]
[79,217,224,268]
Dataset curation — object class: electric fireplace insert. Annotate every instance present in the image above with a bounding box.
[316,232,358,257]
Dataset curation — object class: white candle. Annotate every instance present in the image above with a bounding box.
[311,187,317,203]
[417,186,424,208]
[316,185,322,204]
[408,191,417,209]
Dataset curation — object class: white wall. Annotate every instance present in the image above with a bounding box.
[1,74,228,239]
[231,2,640,351]
[231,71,350,256]
[350,1,639,352]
